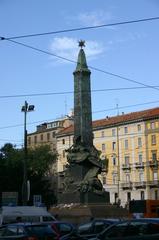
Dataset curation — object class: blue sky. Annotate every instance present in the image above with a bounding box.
[0,0,159,147]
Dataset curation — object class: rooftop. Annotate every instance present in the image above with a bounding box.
[57,107,159,136]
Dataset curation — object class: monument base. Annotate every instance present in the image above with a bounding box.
[58,191,110,205]
[49,203,129,225]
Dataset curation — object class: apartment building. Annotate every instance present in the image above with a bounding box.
[56,107,159,207]
[27,115,73,174]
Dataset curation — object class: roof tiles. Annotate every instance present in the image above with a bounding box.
[58,107,159,136]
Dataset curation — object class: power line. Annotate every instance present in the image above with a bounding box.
[0,99,159,131]
[2,38,159,92]
[1,16,159,40]
[93,100,159,114]
[0,138,22,143]
[1,86,159,99]
[90,66,159,91]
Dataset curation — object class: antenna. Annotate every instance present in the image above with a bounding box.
[64,96,67,116]
[115,98,119,116]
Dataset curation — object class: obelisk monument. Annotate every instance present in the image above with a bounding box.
[74,40,93,148]
[59,41,109,204]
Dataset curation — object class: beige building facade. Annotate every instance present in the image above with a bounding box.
[27,116,73,174]
[56,107,159,207]
[27,107,159,206]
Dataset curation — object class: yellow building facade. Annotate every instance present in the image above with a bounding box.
[56,107,159,207]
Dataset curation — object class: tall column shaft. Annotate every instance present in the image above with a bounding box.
[73,48,93,148]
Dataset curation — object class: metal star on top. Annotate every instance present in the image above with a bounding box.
[78,40,85,48]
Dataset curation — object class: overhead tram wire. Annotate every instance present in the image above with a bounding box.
[93,99,159,114]
[1,86,159,99]
[1,99,159,131]
[1,38,159,93]
[1,16,159,40]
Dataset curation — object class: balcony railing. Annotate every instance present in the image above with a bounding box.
[122,163,131,170]
[147,180,159,188]
[148,160,159,169]
[134,162,145,169]
[121,182,132,189]
[133,181,146,189]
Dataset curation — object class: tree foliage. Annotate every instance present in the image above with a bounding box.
[0,143,57,207]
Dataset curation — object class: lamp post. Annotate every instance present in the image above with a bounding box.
[21,101,34,205]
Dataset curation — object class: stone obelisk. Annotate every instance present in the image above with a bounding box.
[73,40,93,148]
[58,41,109,204]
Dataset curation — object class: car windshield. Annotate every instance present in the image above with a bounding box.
[26,225,55,236]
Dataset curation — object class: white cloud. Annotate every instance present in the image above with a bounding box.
[49,37,105,65]
[75,10,113,26]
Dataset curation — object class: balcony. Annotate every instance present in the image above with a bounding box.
[121,182,132,190]
[122,163,131,170]
[135,162,145,169]
[147,180,159,188]
[148,160,159,169]
[134,181,146,189]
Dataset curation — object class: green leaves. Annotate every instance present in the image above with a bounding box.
[0,143,58,206]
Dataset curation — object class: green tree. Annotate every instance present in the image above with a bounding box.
[0,143,58,207]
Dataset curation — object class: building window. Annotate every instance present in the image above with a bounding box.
[127,192,131,202]
[113,174,117,184]
[103,176,106,184]
[112,129,116,137]
[137,124,141,132]
[125,156,130,165]
[52,131,56,138]
[47,133,50,141]
[124,139,128,149]
[153,171,158,180]
[124,127,128,134]
[126,174,130,182]
[141,191,145,200]
[62,139,65,145]
[112,155,116,166]
[139,172,144,182]
[138,153,143,164]
[115,193,118,203]
[62,150,65,158]
[28,137,31,145]
[138,137,142,148]
[102,143,106,151]
[52,144,56,150]
[40,134,43,141]
[112,142,116,150]
[155,190,158,200]
[101,131,105,137]
[34,136,37,144]
[151,135,156,145]
[63,164,67,171]
[150,122,155,129]
[152,151,157,161]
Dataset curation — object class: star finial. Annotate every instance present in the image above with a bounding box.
[78,40,85,48]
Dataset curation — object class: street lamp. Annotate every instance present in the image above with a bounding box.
[21,101,35,205]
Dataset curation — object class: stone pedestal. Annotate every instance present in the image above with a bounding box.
[49,203,129,225]
[58,191,110,205]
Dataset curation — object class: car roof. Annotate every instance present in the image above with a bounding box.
[1,222,51,227]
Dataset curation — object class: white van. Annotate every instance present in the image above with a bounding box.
[0,206,56,225]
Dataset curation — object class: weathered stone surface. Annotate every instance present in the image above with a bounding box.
[50,204,129,225]
[58,42,109,205]
[58,191,110,205]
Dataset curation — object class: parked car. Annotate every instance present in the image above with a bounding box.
[0,206,56,225]
[49,221,77,239]
[0,222,57,239]
[77,218,120,239]
[89,218,159,240]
